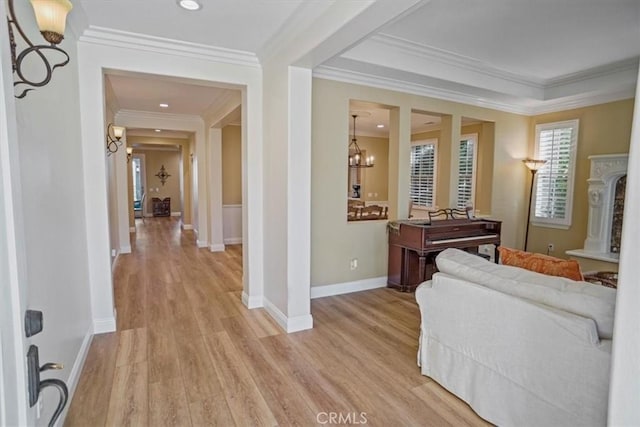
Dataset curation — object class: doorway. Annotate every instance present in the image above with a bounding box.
[132,155,146,219]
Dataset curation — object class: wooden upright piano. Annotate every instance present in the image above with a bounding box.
[387,217,501,292]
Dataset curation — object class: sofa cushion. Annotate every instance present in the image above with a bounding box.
[435,248,617,338]
[498,246,583,281]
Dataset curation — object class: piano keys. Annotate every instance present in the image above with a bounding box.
[387,218,502,292]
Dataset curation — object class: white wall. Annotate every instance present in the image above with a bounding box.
[6,2,94,424]
[0,8,29,425]
[608,63,640,426]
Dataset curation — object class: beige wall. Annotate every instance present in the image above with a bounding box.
[137,149,181,215]
[411,121,494,214]
[127,136,192,226]
[312,78,529,287]
[349,135,389,202]
[222,125,242,205]
[526,99,634,258]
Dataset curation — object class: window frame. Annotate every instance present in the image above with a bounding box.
[409,138,438,210]
[456,133,478,209]
[531,119,579,229]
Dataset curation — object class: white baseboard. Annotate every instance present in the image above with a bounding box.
[242,291,263,309]
[196,240,208,248]
[129,226,136,233]
[171,211,181,217]
[93,316,116,334]
[209,243,225,252]
[57,328,93,427]
[119,244,131,254]
[310,276,387,299]
[181,223,193,230]
[223,237,242,245]
[263,298,313,333]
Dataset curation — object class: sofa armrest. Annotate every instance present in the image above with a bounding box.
[416,273,611,424]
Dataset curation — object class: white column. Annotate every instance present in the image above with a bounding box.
[209,127,224,252]
[116,131,131,253]
[286,66,313,330]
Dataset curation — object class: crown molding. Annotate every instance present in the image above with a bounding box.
[313,65,533,115]
[314,64,636,116]
[546,57,640,88]
[372,33,545,89]
[79,26,260,68]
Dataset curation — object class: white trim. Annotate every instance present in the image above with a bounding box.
[314,66,531,115]
[93,316,116,334]
[209,244,225,252]
[60,329,93,424]
[170,212,181,217]
[223,204,243,208]
[310,276,387,299]
[119,244,131,254]
[263,298,313,333]
[241,291,263,309]
[79,26,260,68]
[196,240,208,248]
[224,237,243,245]
[566,249,620,264]
[181,223,193,230]
[129,227,136,233]
[313,66,636,117]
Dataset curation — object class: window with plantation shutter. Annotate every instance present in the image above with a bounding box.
[456,134,477,209]
[532,120,579,228]
[410,139,437,208]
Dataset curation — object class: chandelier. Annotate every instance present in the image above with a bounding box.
[348,114,374,168]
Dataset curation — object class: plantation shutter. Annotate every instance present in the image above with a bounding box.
[410,142,436,208]
[533,120,579,227]
[457,137,475,208]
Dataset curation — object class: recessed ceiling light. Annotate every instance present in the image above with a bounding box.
[377,124,385,128]
[178,0,202,11]
[155,129,162,132]
[159,103,169,108]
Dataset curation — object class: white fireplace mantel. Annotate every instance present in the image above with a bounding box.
[567,153,628,263]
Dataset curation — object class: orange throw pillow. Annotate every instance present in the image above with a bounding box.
[498,247,584,281]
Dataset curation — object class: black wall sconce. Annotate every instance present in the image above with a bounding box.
[6,0,73,99]
[106,123,125,155]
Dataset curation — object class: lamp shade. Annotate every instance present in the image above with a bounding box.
[126,147,133,155]
[113,126,125,139]
[523,158,547,171]
[30,0,73,43]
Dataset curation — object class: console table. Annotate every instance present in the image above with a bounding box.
[152,197,171,217]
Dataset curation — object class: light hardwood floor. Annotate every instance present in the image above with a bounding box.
[65,217,489,426]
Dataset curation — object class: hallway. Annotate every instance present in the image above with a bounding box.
[65,218,487,426]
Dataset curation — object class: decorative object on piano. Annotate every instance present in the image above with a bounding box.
[427,207,472,223]
[498,246,583,281]
[106,123,125,155]
[523,158,547,250]
[348,114,374,168]
[155,165,171,186]
[6,0,73,99]
[387,217,501,291]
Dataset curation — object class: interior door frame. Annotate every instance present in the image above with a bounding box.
[132,153,147,217]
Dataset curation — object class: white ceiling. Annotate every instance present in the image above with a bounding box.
[88,0,640,130]
[79,0,304,54]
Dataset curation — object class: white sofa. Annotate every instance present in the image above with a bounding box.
[416,248,616,427]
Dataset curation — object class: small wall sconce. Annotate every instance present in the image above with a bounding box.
[126,147,133,163]
[106,123,125,155]
[7,0,73,99]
